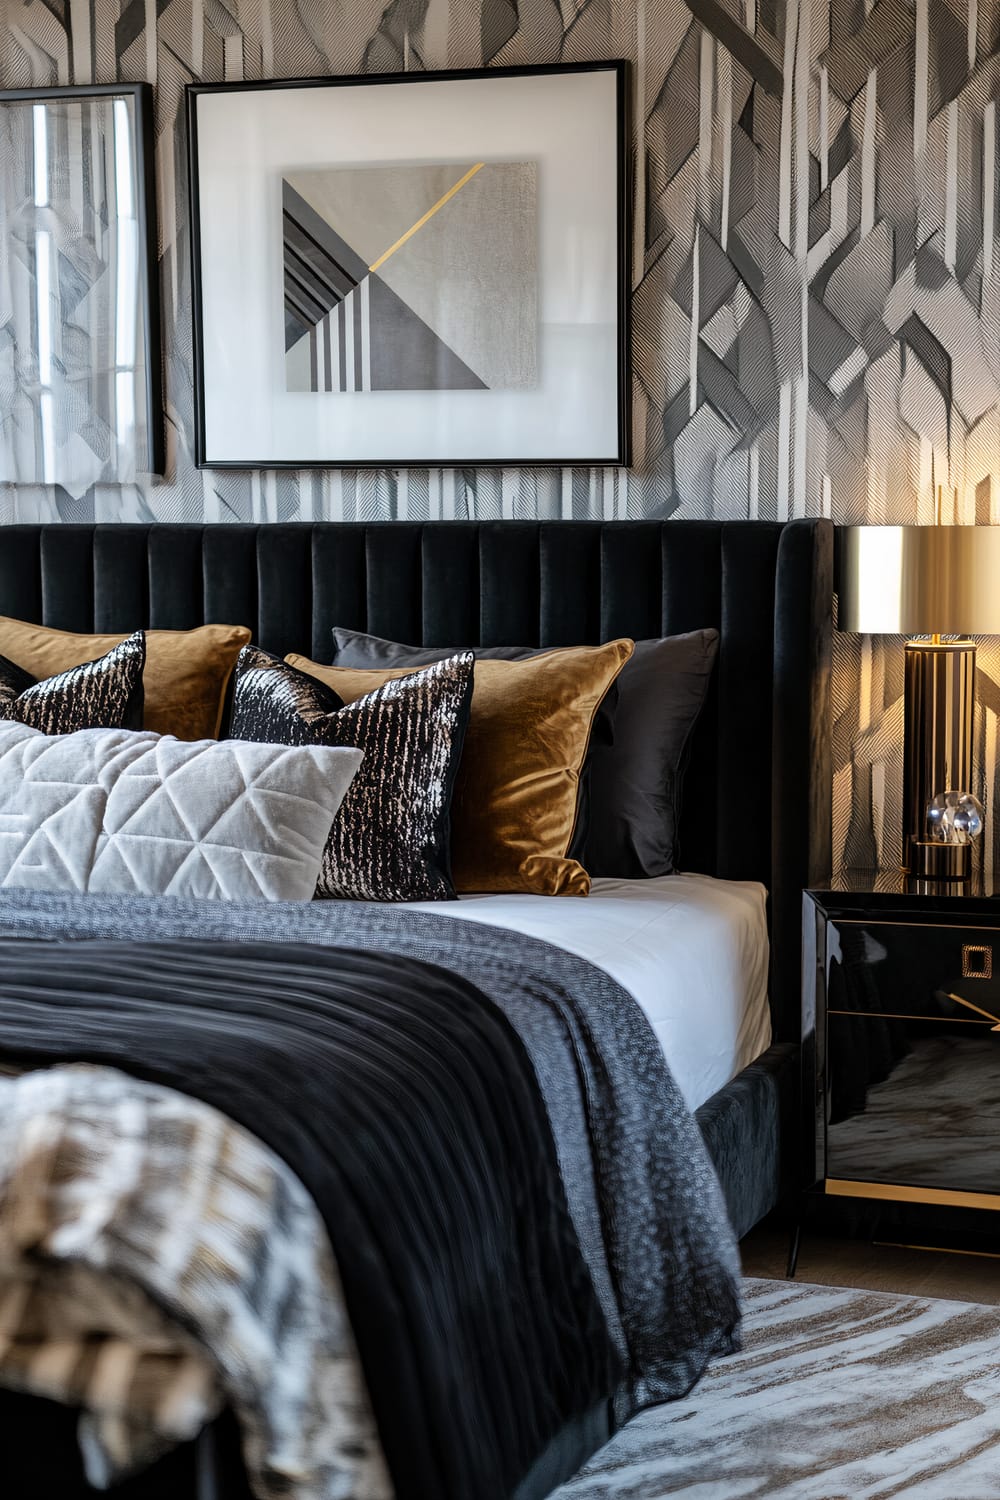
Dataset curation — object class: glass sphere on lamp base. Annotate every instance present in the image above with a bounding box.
[908,790,985,882]
[925,790,984,845]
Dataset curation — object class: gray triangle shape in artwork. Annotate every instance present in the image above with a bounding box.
[367,273,488,391]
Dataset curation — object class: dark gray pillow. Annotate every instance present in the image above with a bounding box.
[330,627,719,878]
[584,631,719,876]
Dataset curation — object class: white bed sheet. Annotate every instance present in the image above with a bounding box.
[404,874,771,1111]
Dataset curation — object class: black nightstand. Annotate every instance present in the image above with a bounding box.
[792,872,1000,1275]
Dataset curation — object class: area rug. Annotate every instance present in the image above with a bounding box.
[556,1276,1000,1499]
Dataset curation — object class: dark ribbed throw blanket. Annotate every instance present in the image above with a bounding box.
[0,893,742,1500]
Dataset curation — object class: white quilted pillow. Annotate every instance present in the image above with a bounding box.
[0,724,364,902]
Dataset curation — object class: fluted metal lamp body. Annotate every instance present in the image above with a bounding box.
[901,639,975,875]
[838,526,1000,879]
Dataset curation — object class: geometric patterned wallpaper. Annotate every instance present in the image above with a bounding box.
[1,0,999,881]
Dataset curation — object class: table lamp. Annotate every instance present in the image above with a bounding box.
[838,524,1000,881]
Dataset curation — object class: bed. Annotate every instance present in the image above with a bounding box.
[0,518,832,1500]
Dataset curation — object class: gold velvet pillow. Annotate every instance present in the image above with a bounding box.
[285,640,634,896]
[0,617,251,740]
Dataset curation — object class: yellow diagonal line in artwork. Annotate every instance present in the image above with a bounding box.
[368,163,485,274]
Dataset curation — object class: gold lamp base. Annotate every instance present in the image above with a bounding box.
[907,840,972,880]
[902,637,976,877]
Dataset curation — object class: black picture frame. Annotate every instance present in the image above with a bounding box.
[186,62,631,472]
[0,81,164,480]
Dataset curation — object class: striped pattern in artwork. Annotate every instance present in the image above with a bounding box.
[308,283,370,394]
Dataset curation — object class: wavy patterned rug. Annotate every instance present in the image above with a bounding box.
[558,1277,1000,1499]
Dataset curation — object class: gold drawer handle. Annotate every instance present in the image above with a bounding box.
[963,944,993,979]
[943,991,1000,1032]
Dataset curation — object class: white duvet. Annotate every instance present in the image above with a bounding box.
[405,874,772,1111]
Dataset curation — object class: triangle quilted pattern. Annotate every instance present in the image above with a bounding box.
[0,724,364,903]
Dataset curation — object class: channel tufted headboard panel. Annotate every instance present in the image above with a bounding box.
[0,519,832,1040]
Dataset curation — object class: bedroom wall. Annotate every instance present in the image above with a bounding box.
[1,0,999,881]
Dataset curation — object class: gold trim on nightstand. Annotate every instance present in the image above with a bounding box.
[826,1179,1000,1212]
[963,943,993,979]
[828,1008,995,1024]
[942,992,1000,1031]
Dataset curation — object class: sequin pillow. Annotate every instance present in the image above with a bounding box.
[0,632,146,734]
[229,645,475,902]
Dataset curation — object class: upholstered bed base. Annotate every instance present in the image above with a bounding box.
[0,521,831,1498]
[697,1043,800,1238]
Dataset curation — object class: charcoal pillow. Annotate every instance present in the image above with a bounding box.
[0,632,146,735]
[330,627,719,878]
[230,645,475,902]
[584,631,719,876]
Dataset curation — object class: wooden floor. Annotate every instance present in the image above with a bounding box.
[741,1217,1000,1305]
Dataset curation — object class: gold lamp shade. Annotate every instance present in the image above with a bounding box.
[838,525,1000,636]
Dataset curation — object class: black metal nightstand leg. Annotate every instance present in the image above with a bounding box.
[785,1220,802,1279]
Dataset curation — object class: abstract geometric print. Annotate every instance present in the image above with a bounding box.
[282,161,537,394]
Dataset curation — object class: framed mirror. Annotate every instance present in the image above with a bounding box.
[0,83,163,491]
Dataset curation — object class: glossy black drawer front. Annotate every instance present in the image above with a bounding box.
[828,920,1000,1024]
[826,1014,1000,1195]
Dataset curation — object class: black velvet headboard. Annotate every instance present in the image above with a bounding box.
[0,519,832,1042]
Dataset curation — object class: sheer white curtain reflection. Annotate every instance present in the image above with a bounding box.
[34,103,56,485]
[113,96,139,463]
[0,93,148,493]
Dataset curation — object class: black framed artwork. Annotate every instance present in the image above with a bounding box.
[187,62,630,470]
[0,82,163,488]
